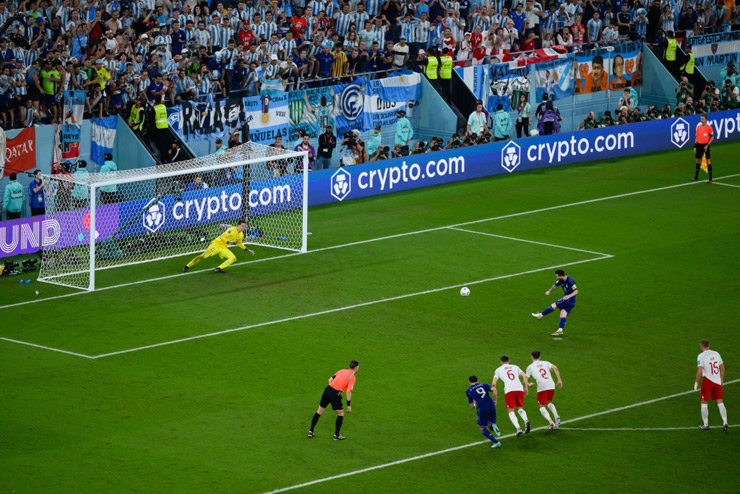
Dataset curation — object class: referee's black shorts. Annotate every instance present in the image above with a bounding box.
[695,143,710,160]
[319,385,343,410]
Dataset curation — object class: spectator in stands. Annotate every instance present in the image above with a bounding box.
[185,175,208,191]
[492,103,512,141]
[317,126,337,170]
[167,142,185,164]
[3,173,24,220]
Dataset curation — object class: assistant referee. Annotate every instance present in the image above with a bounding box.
[693,113,714,183]
[308,360,359,440]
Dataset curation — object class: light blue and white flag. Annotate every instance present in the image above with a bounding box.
[260,78,285,98]
[333,78,366,135]
[377,70,422,102]
[535,57,573,101]
[90,115,117,166]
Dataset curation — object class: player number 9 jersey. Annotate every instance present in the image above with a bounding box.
[525,361,555,392]
[494,364,524,393]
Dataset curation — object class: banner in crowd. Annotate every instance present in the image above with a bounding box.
[687,31,740,68]
[574,47,612,95]
[167,94,290,144]
[534,57,574,101]
[456,65,487,101]
[364,76,420,131]
[289,86,336,141]
[3,127,36,177]
[90,115,117,166]
[54,90,86,166]
[609,42,643,89]
[487,63,530,112]
[332,79,366,136]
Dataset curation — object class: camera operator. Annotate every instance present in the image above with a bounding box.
[477,130,492,145]
[579,111,597,130]
[445,134,463,149]
[675,76,693,106]
[721,79,739,110]
[341,130,360,166]
[601,111,614,126]
[412,141,427,155]
[369,145,390,162]
[428,137,444,152]
[720,61,738,88]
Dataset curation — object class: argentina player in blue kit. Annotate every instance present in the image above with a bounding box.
[532,269,579,337]
[466,376,502,449]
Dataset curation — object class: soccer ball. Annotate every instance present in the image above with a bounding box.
[460,287,470,297]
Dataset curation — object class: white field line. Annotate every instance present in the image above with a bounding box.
[89,254,611,359]
[0,337,95,359]
[561,425,737,431]
[448,227,613,257]
[2,173,738,312]
[263,378,740,494]
[713,181,740,189]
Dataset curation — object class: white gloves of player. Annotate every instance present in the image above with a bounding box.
[694,382,699,391]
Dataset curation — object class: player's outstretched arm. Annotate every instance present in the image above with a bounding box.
[551,365,563,388]
[546,283,557,296]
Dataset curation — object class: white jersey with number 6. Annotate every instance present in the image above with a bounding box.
[494,364,524,393]
[698,350,723,386]
[526,360,555,392]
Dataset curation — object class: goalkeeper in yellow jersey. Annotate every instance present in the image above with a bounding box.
[182,220,255,273]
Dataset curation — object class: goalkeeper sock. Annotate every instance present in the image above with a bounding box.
[186,255,205,268]
[310,413,321,432]
[542,306,554,316]
[335,416,344,435]
[481,428,498,443]
[559,317,567,330]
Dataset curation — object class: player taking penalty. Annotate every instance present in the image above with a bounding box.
[526,351,563,429]
[695,339,728,433]
[182,220,255,273]
[466,376,502,449]
[493,356,531,436]
[308,360,359,440]
[532,269,578,336]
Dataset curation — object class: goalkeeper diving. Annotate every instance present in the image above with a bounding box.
[182,220,255,274]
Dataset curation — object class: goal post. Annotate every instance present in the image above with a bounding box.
[38,142,309,291]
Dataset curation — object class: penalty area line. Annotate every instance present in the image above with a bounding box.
[2,172,738,312]
[263,379,740,493]
[0,337,95,359]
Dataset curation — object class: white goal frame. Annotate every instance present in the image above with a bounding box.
[38,143,309,291]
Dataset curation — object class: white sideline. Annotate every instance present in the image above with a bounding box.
[0,337,95,359]
[263,379,740,493]
[1,172,739,312]
[714,182,740,189]
[89,254,610,359]
[561,425,737,431]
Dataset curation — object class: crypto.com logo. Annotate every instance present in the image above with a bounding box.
[671,118,690,148]
[501,140,521,173]
[143,201,166,233]
[330,168,352,201]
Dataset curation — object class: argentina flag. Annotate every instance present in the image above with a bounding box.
[376,70,422,102]
[90,115,117,167]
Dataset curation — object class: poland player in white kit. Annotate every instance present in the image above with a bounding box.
[492,355,531,436]
[526,351,563,429]
[694,339,728,433]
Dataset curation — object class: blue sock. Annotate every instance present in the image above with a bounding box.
[482,428,498,443]
[559,317,567,329]
[542,306,554,316]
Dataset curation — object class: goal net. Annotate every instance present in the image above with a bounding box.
[38,142,308,291]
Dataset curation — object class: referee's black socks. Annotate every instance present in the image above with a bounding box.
[708,164,713,180]
[310,413,321,432]
[335,416,344,435]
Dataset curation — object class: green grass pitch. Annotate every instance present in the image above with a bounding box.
[1,142,739,492]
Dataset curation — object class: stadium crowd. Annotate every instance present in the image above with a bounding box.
[0,0,737,129]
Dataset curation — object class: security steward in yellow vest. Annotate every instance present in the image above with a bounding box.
[154,103,168,129]
[663,31,678,71]
[680,46,695,76]
[439,47,453,100]
[128,98,145,132]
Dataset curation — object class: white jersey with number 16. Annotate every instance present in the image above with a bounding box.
[698,350,723,386]
[494,364,524,393]
[526,360,555,392]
